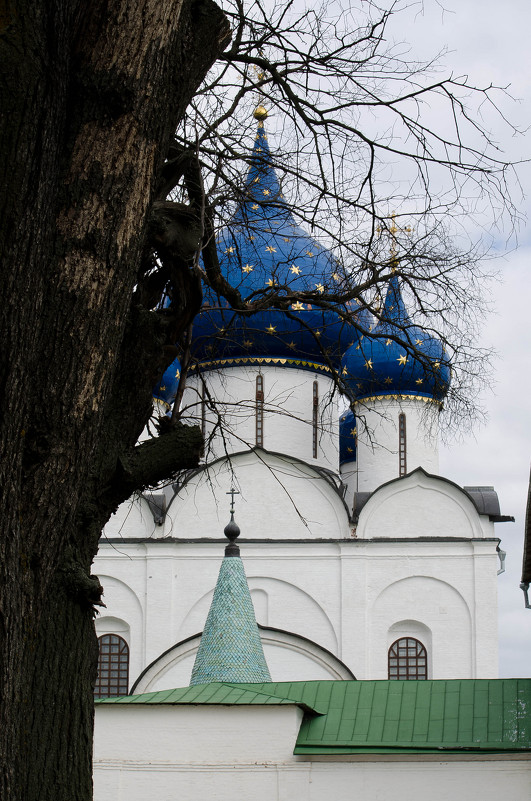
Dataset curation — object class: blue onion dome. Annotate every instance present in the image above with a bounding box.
[153,356,181,408]
[339,409,357,464]
[341,276,451,402]
[191,109,358,375]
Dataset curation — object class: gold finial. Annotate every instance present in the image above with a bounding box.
[377,212,413,269]
[253,105,268,121]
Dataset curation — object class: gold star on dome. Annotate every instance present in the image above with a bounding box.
[397,354,407,365]
[342,366,348,375]
[384,377,393,384]
[283,237,290,243]
[385,338,392,346]
[290,265,301,274]
[248,236,255,241]
[242,264,254,273]
[357,382,363,390]
[355,344,361,350]
[347,447,353,453]
[263,189,270,196]
[266,278,277,286]
[225,246,235,254]
[265,246,276,253]
[332,272,340,282]
[416,378,423,385]
[287,341,297,350]
[365,359,373,369]
[254,177,260,183]
[315,283,325,293]
[175,370,180,379]
[257,147,263,152]
[415,338,423,346]
[292,301,304,311]
[306,251,314,257]
[350,428,357,436]
[434,361,441,369]
[262,135,268,141]
[266,324,276,334]
[389,305,395,311]
[243,339,254,348]
[252,204,259,210]
[160,385,166,391]
[315,330,321,337]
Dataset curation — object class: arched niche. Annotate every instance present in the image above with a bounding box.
[95,575,144,683]
[357,468,484,539]
[369,575,472,679]
[130,626,355,694]
[179,575,338,654]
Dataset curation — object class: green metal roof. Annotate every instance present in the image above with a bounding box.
[97,679,531,754]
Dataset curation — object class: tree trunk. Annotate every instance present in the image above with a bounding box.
[0,1,229,798]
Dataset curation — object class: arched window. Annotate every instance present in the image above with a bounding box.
[398,412,407,476]
[94,634,129,698]
[256,374,264,446]
[388,637,427,680]
[312,381,319,458]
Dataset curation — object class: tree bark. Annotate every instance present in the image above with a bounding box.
[0,0,229,798]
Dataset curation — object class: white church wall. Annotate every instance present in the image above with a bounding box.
[95,532,500,688]
[356,470,488,539]
[93,704,531,801]
[355,398,440,492]
[181,366,339,471]
[163,449,349,541]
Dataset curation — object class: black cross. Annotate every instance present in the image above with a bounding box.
[226,486,240,515]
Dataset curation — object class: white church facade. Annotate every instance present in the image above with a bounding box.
[92,111,528,800]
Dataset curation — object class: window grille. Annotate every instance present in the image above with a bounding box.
[388,637,427,680]
[94,634,129,698]
[398,412,407,476]
[256,374,264,446]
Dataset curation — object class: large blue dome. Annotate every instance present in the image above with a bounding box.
[153,356,181,408]
[191,116,358,374]
[341,277,450,402]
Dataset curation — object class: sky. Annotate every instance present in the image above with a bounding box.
[384,0,531,676]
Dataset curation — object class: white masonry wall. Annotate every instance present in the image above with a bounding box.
[180,366,339,472]
[93,704,531,801]
[354,397,440,492]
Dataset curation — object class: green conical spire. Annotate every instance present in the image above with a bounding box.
[190,499,271,686]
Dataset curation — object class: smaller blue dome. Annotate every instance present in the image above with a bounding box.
[153,357,181,408]
[339,409,357,464]
[341,277,450,402]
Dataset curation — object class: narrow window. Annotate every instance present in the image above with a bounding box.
[398,412,407,476]
[388,637,427,680]
[256,374,264,446]
[94,634,129,698]
[312,381,319,458]
[201,380,206,437]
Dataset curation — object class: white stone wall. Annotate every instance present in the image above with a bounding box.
[93,704,531,801]
[95,530,500,686]
[354,397,440,492]
[180,366,339,472]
